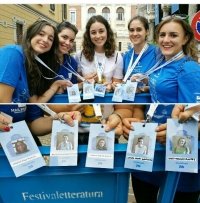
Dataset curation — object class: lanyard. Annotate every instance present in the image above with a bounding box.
[143,104,158,127]
[58,62,85,82]
[94,54,106,83]
[35,55,68,81]
[123,43,148,83]
[36,104,64,123]
[93,104,103,127]
[136,51,183,82]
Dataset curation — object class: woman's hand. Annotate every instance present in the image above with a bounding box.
[84,73,98,81]
[122,118,144,140]
[130,74,148,84]
[102,82,112,92]
[51,80,73,94]
[155,123,167,144]
[57,111,82,126]
[171,104,200,123]
[102,114,123,139]
[0,114,12,132]
[111,81,121,90]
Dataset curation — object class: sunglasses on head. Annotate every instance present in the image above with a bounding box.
[162,14,189,23]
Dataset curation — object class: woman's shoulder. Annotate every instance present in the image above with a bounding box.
[179,56,200,71]
[123,48,133,59]
[1,44,23,54]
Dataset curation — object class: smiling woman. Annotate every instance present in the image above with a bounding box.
[55,21,79,88]
[0,20,72,103]
[75,15,123,92]
[123,16,158,91]
[148,16,200,103]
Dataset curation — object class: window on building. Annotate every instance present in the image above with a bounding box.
[16,23,23,45]
[70,11,76,22]
[116,7,124,20]
[88,7,96,19]
[118,42,122,51]
[102,7,110,21]
[62,4,67,20]
[50,4,55,12]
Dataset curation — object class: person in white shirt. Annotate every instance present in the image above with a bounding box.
[75,15,123,92]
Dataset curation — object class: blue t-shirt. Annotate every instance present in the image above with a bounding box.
[123,44,157,80]
[0,45,29,103]
[149,56,200,103]
[0,105,43,123]
[57,54,77,84]
[133,104,200,192]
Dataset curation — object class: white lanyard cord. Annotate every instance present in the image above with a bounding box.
[58,61,85,82]
[136,51,183,82]
[94,54,106,81]
[123,43,148,83]
[143,104,159,127]
[35,55,68,81]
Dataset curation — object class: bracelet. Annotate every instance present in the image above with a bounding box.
[61,113,68,120]
[50,86,56,93]
[111,113,122,121]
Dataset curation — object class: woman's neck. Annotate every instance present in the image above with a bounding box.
[134,42,147,54]
[58,53,64,64]
[95,46,105,54]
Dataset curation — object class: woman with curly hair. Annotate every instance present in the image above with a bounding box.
[148,16,200,103]
[75,15,123,92]
[0,20,72,103]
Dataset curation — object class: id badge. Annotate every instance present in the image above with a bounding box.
[112,84,123,102]
[67,84,81,103]
[0,121,46,177]
[49,120,78,166]
[165,118,198,173]
[124,122,157,172]
[94,84,106,97]
[122,80,137,102]
[85,124,115,169]
[0,111,13,121]
[83,82,94,100]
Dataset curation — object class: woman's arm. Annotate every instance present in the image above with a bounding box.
[26,111,81,136]
[122,105,145,140]
[103,105,134,138]
[28,80,73,103]
[0,83,14,103]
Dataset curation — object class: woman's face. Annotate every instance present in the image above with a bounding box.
[58,28,76,55]
[129,19,149,46]
[89,22,107,50]
[16,142,25,152]
[179,138,185,146]
[98,139,105,148]
[158,21,188,61]
[31,25,55,56]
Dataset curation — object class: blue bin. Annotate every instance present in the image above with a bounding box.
[0,143,199,203]
[48,93,151,103]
